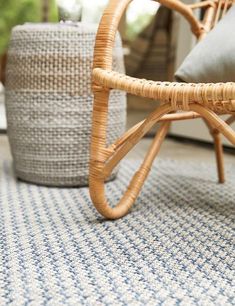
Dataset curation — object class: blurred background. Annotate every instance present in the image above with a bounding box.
[0,0,234,148]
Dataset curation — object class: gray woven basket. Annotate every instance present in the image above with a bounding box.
[5,23,126,186]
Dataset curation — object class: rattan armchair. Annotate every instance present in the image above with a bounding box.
[89,0,235,219]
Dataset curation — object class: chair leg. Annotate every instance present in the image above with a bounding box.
[211,130,225,184]
[90,121,170,219]
[190,104,235,183]
[89,88,174,219]
[90,92,171,219]
[203,118,225,184]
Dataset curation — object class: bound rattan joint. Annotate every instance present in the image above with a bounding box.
[89,0,235,219]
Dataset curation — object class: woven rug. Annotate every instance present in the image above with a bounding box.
[0,158,234,306]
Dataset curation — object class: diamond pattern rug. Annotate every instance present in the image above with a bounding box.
[0,158,234,305]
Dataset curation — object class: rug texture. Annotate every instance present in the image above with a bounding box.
[0,158,234,306]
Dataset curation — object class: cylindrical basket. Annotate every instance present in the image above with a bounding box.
[5,23,126,186]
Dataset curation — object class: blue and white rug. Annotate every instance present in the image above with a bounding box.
[0,158,234,305]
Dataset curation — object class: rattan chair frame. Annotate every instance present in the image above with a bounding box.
[89,0,235,219]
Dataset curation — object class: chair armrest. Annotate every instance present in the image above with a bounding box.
[93,0,132,71]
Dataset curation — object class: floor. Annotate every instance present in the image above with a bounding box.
[1,137,234,305]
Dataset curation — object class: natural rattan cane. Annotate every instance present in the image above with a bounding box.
[89,0,235,219]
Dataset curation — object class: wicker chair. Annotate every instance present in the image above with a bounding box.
[89,0,235,219]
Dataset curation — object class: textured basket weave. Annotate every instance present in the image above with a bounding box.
[5,23,126,186]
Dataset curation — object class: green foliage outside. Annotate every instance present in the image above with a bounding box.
[0,0,58,55]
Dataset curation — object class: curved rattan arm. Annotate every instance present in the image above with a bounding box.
[93,0,202,72]
[93,0,132,71]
